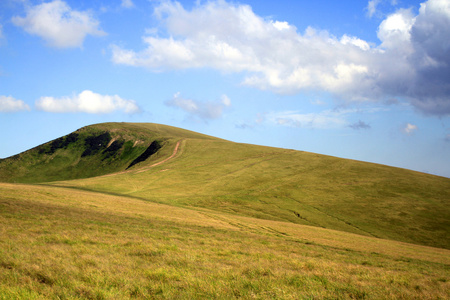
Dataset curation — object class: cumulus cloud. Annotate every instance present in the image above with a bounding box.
[165,92,231,120]
[111,1,376,99]
[349,120,371,130]
[112,0,450,116]
[0,96,30,112]
[35,90,140,114]
[12,0,105,48]
[340,35,371,51]
[403,123,418,134]
[406,0,450,115]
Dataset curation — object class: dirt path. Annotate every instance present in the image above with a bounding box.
[135,140,182,173]
[99,140,183,178]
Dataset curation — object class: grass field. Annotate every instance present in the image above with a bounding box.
[49,135,450,249]
[1,123,449,299]
[1,183,449,299]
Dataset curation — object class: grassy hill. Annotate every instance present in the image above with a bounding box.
[0,122,449,298]
[1,122,449,249]
[0,123,217,183]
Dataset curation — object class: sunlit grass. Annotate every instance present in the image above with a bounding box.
[1,183,448,299]
[52,138,450,249]
[1,122,449,298]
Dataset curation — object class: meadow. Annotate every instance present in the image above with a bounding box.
[49,130,450,250]
[1,183,449,299]
[1,123,449,299]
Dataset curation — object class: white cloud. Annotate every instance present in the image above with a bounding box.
[378,8,415,51]
[112,1,376,99]
[35,90,140,114]
[121,0,134,9]
[12,0,105,48]
[112,0,450,116]
[367,0,382,18]
[340,35,371,51]
[0,24,3,39]
[403,123,418,134]
[221,94,231,107]
[0,96,30,112]
[272,21,291,31]
[268,106,385,130]
[165,92,231,120]
[268,109,350,130]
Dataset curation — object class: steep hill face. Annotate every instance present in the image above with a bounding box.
[0,123,216,183]
[1,122,449,249]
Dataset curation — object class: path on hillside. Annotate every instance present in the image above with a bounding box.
[99,140,183,178]
[135,140,182,173]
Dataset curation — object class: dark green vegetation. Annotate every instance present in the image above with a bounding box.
[0,123,209,183]
[0,122,449,299]
[127,140,162,169]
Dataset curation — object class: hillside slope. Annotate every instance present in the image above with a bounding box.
[1,182,449,299]
[1,122,449,249]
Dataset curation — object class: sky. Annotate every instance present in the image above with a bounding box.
[0,0,449,178]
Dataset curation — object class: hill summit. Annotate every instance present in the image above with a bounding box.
[0,122,215,183]
[1,122,449,250]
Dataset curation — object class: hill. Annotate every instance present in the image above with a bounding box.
[1,122,449,298]
[1,122,449,250]
[0,122,218,183]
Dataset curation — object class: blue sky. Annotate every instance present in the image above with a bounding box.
[1,0,449,177]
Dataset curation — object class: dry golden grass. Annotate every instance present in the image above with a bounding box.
[1,123,449,299]
[1,182,449,299]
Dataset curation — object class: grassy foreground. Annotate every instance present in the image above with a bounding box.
[1,183,449,299]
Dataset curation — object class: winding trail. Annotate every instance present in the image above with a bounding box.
[135,140,182,173]
[99,140,183,178]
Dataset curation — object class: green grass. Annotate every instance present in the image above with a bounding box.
[1,183,449,299]
[1,122,449,298]
[49,135,450,249]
